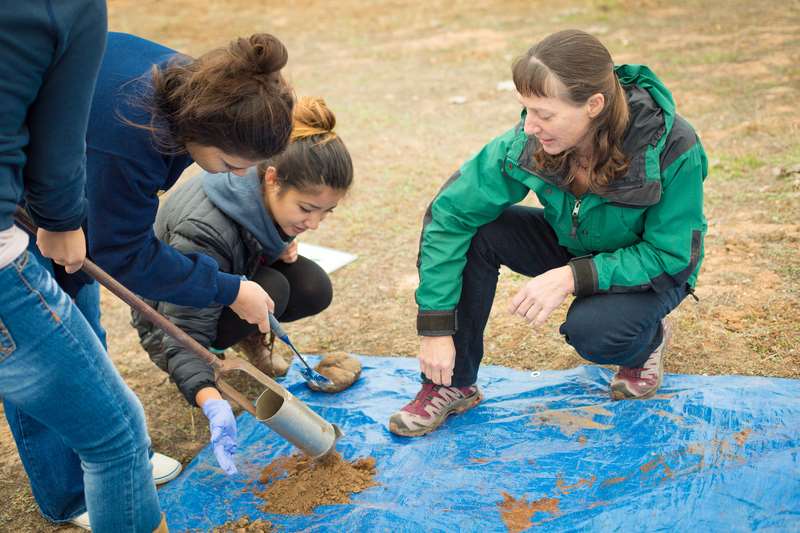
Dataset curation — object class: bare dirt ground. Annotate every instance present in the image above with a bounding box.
[1,0,798,530]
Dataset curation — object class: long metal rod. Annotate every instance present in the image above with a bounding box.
[14,207,342,456]
[15,206,224,371]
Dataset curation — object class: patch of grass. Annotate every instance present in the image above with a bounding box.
[710,153,768,180]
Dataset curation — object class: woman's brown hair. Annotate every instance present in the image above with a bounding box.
[512,29,629,189]
[139,33,294,160]
[258,96,353,193]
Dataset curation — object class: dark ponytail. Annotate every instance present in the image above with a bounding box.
[139,33,294,160]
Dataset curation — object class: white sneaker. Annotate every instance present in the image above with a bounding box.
[68,452,182,531]
[151,452,182,485]
[69,512,92,531]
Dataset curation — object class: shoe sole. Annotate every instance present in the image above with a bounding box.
[388,391,483,438]
[610,384,658,401]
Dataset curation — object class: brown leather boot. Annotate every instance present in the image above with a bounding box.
[234,332,292,377]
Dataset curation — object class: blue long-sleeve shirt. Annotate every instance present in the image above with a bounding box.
[86,32,240,307]
[0,0,107,232]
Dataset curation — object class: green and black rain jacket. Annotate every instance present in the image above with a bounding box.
[416,65,708,335]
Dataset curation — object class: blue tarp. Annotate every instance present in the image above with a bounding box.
[159,356,800,532]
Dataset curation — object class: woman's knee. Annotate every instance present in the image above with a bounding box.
[560,299,634,364]
[291,266,333,314]
[281,257,333,319]
[561,297,662,366]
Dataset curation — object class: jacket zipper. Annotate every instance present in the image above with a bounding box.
[570,198,582,238]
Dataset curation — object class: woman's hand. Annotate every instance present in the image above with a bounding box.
[36,228,86,273]
[229,280,274,334]
[198,392,238,476]
[278,240,298,263]
[509,265,575,327]
[418,335,456,386]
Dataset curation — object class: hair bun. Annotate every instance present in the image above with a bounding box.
[230,33,288,77]
[291,96,337,141]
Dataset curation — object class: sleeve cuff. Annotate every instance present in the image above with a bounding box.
[28,200,87,232]
[184,379,217,407]
[569,256,598,298]
[417,310,457,336]
[214,271,241,306]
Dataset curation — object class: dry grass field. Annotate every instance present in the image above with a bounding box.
[1,0,798,530]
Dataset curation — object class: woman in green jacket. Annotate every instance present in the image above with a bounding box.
[390,29,708,437]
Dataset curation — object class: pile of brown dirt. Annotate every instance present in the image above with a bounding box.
[209,516,273,532]
[253,452,377,515]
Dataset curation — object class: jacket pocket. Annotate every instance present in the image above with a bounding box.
[0,319,17,360]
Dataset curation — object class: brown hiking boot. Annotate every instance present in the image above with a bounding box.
[610,318,672,400]
[233,332,292,377]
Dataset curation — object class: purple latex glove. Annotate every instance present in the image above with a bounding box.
[201,399,238,475]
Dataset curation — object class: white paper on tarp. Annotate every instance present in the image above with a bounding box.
[297,242,357,274]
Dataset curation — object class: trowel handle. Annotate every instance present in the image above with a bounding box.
[267,313,317,374]
[268,312,289,342]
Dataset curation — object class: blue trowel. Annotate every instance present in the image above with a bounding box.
[268,313,334,389]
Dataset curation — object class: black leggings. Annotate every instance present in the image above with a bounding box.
[212,255,332,349]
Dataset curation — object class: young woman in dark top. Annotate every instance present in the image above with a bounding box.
[133,97,353,474]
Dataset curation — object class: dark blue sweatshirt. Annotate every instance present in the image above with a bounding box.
[85,32,240,307]
[0,0,107,232]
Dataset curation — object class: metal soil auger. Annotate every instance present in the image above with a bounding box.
[14,208,343,460]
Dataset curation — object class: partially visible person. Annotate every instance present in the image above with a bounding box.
[0,1,167,531]
[390,29,707,437]
[5,30,296,530]
[133,97,353,474]
[86,31,296,337]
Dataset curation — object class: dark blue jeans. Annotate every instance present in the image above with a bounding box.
[448,206,688,387]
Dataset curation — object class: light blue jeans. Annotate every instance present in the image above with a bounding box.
[0,250,161,531]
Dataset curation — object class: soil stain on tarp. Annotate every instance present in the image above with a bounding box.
[555,474,597,495]
[532,407,613,436]
[498,492,560,533]
[654,409,687,426]
[686,430,749,467]
[640,455,673,480]
[252,452,377,515]
[601,476,627,487]
[580,405,613,417]
[734,428,752,446]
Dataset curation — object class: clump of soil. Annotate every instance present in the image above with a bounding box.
[498,492,560,532]
[210,516,273,532]
[253,452,377,514]
[306,352,362,393]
